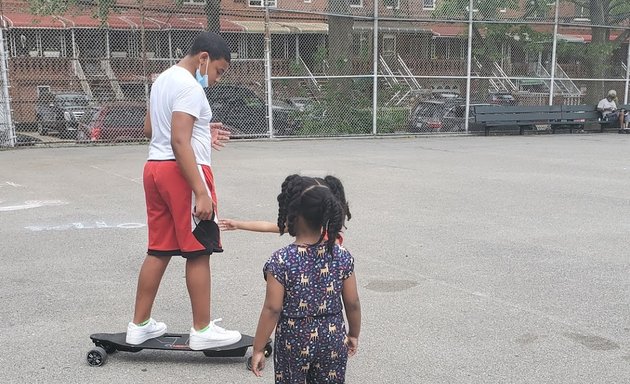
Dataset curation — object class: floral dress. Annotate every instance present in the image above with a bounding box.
[264,243,354,383]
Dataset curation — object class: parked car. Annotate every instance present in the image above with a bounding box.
[204,85,299,137]
[76,103,147,142]
[489,92,517,106]
[431,91,463,100]
[408,100,491,133]
[35,91,93,138]
[14,133,42,146]
[285,97,314,112]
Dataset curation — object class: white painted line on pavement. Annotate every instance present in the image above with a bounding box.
[90,165,142,185]
[25,221,145,231]
[0,200,68,212]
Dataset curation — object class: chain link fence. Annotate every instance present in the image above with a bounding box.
[0,0,629,147]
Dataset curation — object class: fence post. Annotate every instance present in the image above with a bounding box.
[625,40,630,105]
[140,0,149,106]
[371,0,379,135]
[264,1,274,138]
[464,0,473,133]
[0,27,14,147]
[548,0,559,106]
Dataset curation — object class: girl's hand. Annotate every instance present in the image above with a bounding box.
[219,219,238,231]
[250,351,266,377]
[346,336,359,357]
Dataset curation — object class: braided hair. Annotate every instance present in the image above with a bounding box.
[277,175,344,254]
[321,175,351,222]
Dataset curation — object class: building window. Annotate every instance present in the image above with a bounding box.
[182,0,205,4]
[249,0,277,6]
[350,0,363,7]
[384,0,400,9]
[574,4,589,21]
[382,34,396,56]
[423,0,435,10]
[37,85,51,97]
[353,33,370,58]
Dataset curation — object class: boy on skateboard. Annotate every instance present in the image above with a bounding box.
[126,32,241,350]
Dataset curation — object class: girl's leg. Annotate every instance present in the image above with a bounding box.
[132,255,171,324]
[309,317,348,383]
[186,254,211,330]
[274,318,308,384]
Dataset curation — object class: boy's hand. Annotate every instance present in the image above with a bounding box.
[194,194,214,221]
[250,351,266,377]
[219,219,238,231]
[210,122,230,150]
[346,336,359,357]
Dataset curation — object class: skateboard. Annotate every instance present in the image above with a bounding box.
[87,332,272,368]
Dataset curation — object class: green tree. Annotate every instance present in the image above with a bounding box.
[323,0,367,134]
[579,0,630,101]
[436,0,630,102]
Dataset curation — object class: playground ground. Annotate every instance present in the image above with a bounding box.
[1,134,629,383]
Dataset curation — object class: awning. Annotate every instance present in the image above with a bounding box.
[0,13,67,29]
[145,16,245,32]
[222,20,328,34]
[278,22,328,34]
[557,33,585,43]
[2,11,164,29]
[0,11,245,32]
[353,21,431,34]
[559,32,625,43]
[431,25,467,37]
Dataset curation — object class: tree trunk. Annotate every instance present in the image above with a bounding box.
[326,0,357,132]
[586,0,611,103]
[327,0,353,76]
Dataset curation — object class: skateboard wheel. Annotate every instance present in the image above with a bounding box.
[86,347,108,367]
[264,343,273,358]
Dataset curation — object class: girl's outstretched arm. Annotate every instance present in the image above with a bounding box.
[251,273,284,377]
[219,219,280,233]
[342,273,361,356]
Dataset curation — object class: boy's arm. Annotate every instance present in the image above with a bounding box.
[171,111,213,220]
[251,273,284,376]
[342,273,361,356]
[219,219,280,233]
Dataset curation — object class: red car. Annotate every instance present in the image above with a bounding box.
[76,103,147,142]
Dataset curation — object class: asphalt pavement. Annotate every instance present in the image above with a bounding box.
[1,134,629,383]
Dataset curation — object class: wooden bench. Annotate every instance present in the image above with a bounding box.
[473,104,630,135]
[473,105,562,136]
[561,104,630,133]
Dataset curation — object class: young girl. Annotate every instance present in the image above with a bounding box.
[250,175,361,383]
[219,175,351,244]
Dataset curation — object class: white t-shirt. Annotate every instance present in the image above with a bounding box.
[148,65,212,165]
[597,98,617,117]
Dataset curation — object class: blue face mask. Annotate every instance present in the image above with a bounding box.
[195,59,209,88]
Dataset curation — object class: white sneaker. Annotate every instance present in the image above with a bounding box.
[125,318,167,345]
[188,318,242,350]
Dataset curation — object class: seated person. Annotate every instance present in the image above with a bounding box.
[597,89,625,127]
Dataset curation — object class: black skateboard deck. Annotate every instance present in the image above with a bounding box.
[87,332,272,367]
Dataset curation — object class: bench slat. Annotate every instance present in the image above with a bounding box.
[477,112,563,124]
[475,105,561,114]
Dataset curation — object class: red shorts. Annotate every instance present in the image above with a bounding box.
[143,160,223,258]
